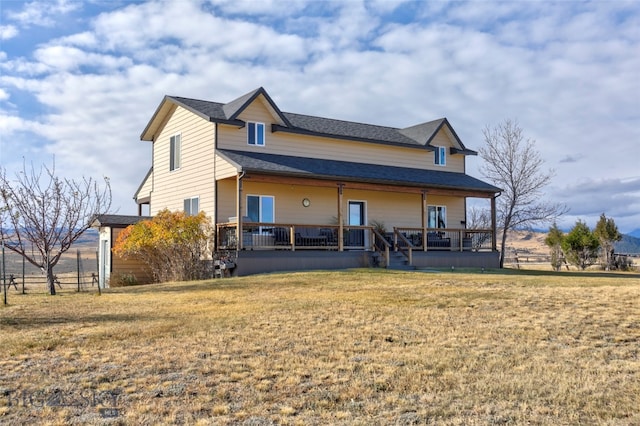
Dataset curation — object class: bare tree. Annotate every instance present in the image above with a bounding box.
[0,160,112,295]
[479,119,567,268]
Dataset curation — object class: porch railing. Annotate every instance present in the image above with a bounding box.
[394,227,494,252]
[217,223,375,251]
[217,222,493,254]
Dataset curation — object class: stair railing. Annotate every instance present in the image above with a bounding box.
[371,228,391,267]
[393,228,414,266]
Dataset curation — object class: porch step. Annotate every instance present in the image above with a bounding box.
[385,251,416,271]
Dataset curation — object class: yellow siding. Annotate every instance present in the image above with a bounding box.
[344,189,465,229]
[151,106,216,218]
[146,97,474,231]
[243,181,338,225]
[217,178,238,223]
[230,181,466,229]
[429,130,465,171]
[217,122,465,173]
[214,154,239,180]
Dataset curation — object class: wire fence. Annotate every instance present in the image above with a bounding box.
[1,247,100,296]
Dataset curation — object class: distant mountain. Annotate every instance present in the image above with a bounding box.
[628,228,640,238]
[615,234,640,254]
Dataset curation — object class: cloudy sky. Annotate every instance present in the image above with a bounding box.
[1,0,639,233]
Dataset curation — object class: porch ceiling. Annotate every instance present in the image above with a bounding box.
[217,149,501,198]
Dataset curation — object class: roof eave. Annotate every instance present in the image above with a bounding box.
[450,147,478,156]
[243,168,500,196]
[140,95,173,141]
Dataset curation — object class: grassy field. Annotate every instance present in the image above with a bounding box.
[1,268,639,425]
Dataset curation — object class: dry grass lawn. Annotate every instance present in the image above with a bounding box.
[1,268,639,425]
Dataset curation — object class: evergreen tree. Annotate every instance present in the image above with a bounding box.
[562,220,600,270]
[544,222,565,271]
[593,213,622,270]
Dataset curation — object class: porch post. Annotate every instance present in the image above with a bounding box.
[491,195,497,252]
[422,190,428,251]
[237,173,243,251]
[337,183,344,252]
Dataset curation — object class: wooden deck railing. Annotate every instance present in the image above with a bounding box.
[393,227,493,252]
[217,222,494,254]
[217,222,376,251]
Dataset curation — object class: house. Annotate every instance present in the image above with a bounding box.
[98,87,501,280]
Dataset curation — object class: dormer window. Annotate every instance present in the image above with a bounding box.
[434,146,446,166]
[248,122,265,146]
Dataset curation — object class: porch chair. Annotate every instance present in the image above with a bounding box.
[273,227,290,246]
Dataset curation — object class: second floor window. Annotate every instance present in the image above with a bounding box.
[184,197,199,216]
[434,146,446,166]
[434,146,447,166]
[170,133,181,171]
[248,122,265,146]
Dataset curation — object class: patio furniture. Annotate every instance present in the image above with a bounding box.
[427,232,450,249]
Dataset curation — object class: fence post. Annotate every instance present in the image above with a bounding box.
[2,241,7,305]
[77,249,81,292]
[22,255,25,294]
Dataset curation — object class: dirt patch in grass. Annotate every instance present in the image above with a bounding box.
[1,269,639,424]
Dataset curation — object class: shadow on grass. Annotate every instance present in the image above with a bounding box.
[0,313,153,327]
[104,279,250,295]
[446,267,640,280]
[101,267,640,296]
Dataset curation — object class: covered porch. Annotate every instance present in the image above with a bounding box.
[217,222,499,276]
[213,150,501,275]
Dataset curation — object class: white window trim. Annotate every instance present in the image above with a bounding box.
[246,194,275,223]
[434,146,446,166]
[170,133,182,171]
[184,196,199,216]
[247,122,266,147]
[428,205,447,228]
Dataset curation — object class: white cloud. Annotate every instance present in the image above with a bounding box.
[553,177,640,232]
[0,0,638,231]
[7,0,80,27]
[206,0,310,16]
[0,25,18,40]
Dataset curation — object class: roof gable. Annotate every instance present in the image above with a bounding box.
[140,88,476,155]
[400,118,475,155]
[222,87,291,126]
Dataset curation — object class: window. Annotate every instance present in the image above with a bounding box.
[248,122,265,146]
[434,146,446,166]
[428,205,447,228]
[184,197,199,216]
[247,195,274,223]
[170,134,181,171]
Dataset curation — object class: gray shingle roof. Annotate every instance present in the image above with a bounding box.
[217,149,500,194]
[91,215,151,227]
[166,88,472,151]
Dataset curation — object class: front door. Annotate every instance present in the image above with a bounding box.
[348,201,366,248]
